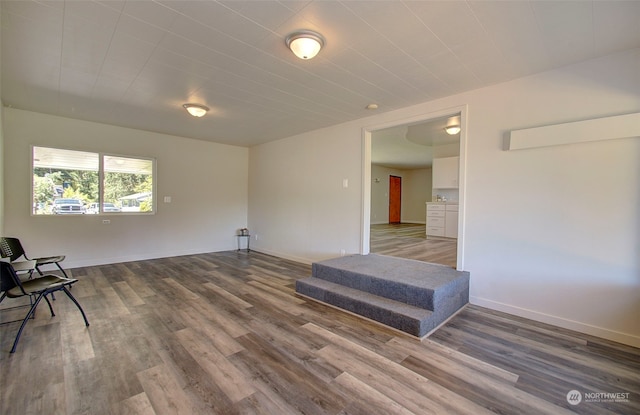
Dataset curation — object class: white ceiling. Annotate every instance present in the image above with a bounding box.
[2,1,639,148]
[372,115,460,169]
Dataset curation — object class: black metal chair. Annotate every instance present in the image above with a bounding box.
[0,261,89,353]
[0,237,69,279]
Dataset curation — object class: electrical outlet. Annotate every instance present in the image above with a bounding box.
[255,234,259,241]
[340,249,346,256]
[102,219,110,225]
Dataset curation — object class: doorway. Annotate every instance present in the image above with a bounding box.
[362,106,467,270]
[389,175,402,223]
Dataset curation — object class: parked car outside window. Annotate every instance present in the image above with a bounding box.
[52,198,86,214]
[86,203,122,214]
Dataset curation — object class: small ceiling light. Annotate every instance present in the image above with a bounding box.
[366,103,379,110]
[444,116,461,135]
[444,125,461,135]
[285,30,325,60]
[183,103,209,117]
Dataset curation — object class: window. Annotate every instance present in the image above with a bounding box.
[32,146,154,215]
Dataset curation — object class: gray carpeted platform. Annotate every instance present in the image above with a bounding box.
[296,254,469,337]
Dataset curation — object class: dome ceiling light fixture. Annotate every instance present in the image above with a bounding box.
[183,103,209,117]
[444,116,461,135]
[444,125,461,135]
[285,30,325,60]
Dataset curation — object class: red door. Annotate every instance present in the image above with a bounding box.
[389,175,401,224]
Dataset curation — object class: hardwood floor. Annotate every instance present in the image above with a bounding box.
[370,223,457,267]
[1,251,638,414]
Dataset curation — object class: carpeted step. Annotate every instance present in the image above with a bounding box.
[296,277,435,337]
[311,254,469,312]
[296,254,470,337]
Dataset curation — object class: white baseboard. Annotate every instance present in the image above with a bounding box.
[250,247,313,265]
[40,246,235,270]
[470,296,640,348]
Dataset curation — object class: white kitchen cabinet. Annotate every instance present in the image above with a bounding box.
[427,203,458,239]
[445,204,458,238]
[426,203,445,236]
[432,156,459,189]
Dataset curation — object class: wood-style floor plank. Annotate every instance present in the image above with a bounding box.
[137,364,205,415]
[119,392,156,415]
[370,223,457,267]
[332,371,416,415]
[2,247,638,414]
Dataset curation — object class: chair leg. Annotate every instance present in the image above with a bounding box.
[31,293,58,319]
[61,286,90,327]
[10,292,46,353]
[29,294,38,318]
[43,294,56,317]
[1,294,42,322]
[55,262,71,279]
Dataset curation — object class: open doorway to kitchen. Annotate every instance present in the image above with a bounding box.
[362,106,467,270]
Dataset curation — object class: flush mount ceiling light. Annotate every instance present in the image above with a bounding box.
[444,125,461,135]
[444,116,461,135]
[285,30,325,60]
[183,103,209,117]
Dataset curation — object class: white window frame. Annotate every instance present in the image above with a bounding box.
[31,146,157,216]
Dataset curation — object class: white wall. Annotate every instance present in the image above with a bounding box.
[402,168,431,223]
[370,165,400,225]
[459,49,640,347]
[248,124,363,263]
[248,48,640,347]
[3,109,248,268]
